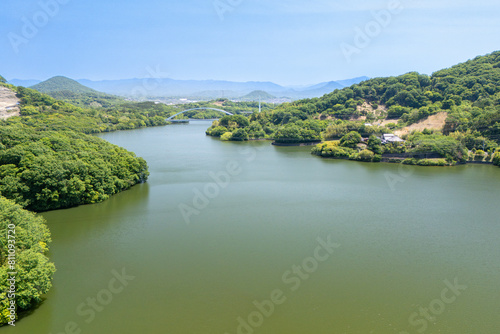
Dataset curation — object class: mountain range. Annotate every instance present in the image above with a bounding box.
[8,76,370,101]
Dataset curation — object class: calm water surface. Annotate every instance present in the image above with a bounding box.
[5,121,500,333]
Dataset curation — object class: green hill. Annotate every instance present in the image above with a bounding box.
[207,51,500,166]
[31,76,96,94]
[30,76,124,108]
[290,50,500,140]
[0,78,163,323]
[239,90,276,101]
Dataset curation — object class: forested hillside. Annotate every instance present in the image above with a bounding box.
[0,198,56,325]
[10,85,173,132]
[0,83,151,212]
[207,51,500,166]
[30,76,125,108]
[0,80,157,323]
[176,99,276,119]
[0,124,148,212]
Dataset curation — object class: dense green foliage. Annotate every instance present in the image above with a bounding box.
[176,99,275,119]
[0,197,56,325]
[492,152,500,166]
[209,51,500,166]
[273,123,322,143]
[297,51,499,127]
[30,76,125,108]
[0,82,151,212]
[312,141,355,159]
[30,76,96,94]
[0,80,158,323]
[312,130,468,164]
[311,140,381,162]
[0,124,149,211]
[323,121,390,140]
[0,75,6,84]
[401,158,449,166]
[406,132,468,162]
[340,131,362,148]
[39,89,124,108]
[206,112,328,143]
[6,86,172,133]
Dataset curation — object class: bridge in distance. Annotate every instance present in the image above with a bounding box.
[166,107,252,122]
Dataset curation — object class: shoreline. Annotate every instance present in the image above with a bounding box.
[314,154,495,167]
[272,141,322,147]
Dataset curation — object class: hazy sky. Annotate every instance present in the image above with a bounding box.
[1,0,499,85]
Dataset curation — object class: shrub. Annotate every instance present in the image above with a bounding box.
[220,132,233,141]
[492,152,500,166]
[219,115,250,128]
[207,126,228,137]
[403,158,449,166]
[367,135,383,154]
[311,142,353,158]
[357,149,375,162]
[474,150,485,161]
[340,131,362,148]
[407,133,467,162]
[231,129,249,141]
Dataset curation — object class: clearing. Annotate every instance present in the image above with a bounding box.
[394,112,448,137]
[0,86,20,119]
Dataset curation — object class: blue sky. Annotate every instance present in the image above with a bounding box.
[1,0,499,85]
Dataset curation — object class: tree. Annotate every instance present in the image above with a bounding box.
[231,129,249,141]
[442,99,455,109]
[220,132,233,141]
[474,150,486,161]
[274,125,302,143]
[0,75,6,84]
[206,126,228,137]
[219,115,250,128]
[358,149,375,162]
[340,131,362,148]
[367,135,383,154]
[492,152,500,166]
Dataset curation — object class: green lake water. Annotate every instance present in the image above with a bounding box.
[5,121,500,333]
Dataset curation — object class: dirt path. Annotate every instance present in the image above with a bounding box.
[394,112,448,136]
[0,86,20,119]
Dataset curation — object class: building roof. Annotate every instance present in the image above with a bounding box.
[382,134,404,143]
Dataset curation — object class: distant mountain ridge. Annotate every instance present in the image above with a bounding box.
[10,76,370,100]
[76,77,370,99]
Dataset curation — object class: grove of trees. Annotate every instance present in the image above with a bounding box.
[0,197,56,325]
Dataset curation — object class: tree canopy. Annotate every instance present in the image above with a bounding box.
[0,124,148,212]
[0,197,56,325]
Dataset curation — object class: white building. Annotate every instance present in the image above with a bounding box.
[381,134,404,144]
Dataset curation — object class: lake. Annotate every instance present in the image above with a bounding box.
[6,121,500,334]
